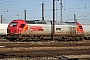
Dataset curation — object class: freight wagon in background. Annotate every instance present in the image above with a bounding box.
[0,24,8,38]
[82,24,90,39]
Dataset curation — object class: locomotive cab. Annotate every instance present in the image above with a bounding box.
[76,22,84,34]
[7,20,26,35]
[64,22,84,35]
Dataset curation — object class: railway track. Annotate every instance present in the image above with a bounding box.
[0,40,90,59]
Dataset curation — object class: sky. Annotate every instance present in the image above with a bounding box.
[0,0,90,24]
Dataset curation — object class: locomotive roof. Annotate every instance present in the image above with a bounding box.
[25,20,47,24]
[25,20,77,25]
[55,22,76,25]
[63,22,76,25]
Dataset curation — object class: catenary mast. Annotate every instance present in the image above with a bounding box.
[60,0,63,23]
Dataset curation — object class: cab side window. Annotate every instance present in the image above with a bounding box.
[20,24,25,28]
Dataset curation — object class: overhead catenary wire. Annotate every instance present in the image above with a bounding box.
[0,0,90,24]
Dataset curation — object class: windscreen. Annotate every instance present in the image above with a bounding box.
[9,22,18,27]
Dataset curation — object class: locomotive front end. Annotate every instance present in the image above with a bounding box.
[7,22,18,35]
[7,20,26,40]
[76,22,84,35]
[7,20,26,35]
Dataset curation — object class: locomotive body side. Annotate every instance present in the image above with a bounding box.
[21,24,51,35]
[22,24,76,35]
[20,23,84,41]
[55,25,76,35]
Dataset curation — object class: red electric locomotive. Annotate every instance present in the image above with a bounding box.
[7,19,84,41]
